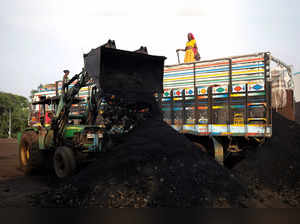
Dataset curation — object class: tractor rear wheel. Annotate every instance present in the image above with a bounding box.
[53,146,76,178]
[19,130,44,175]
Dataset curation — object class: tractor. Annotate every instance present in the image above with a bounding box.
[18,40,166,178]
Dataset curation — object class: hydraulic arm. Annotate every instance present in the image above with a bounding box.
[52,69,90,145]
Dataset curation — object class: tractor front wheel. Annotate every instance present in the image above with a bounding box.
[53,146,76,178]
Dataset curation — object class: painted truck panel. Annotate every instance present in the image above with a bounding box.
[162,52,272,137]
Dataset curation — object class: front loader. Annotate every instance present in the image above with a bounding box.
[18,40,166,178]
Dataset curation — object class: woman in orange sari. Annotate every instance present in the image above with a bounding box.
[177,33,200,63]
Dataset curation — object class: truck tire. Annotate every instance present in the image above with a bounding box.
[19,130,44,175]
[53,146,76,178]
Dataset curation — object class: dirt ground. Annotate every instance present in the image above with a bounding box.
[0,112,299,207]
[0,138,51,207]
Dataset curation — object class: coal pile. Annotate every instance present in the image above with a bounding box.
[295,102,300,123]
[28,111,300,207]
[32,114,246,207]
[233,112,300,207]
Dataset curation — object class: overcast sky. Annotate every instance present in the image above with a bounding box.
[1,0,300,100]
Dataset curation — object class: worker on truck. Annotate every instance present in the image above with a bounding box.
[176,33,200,63]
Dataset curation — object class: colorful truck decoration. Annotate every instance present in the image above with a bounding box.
[162,52,274,137]
[162,52,293,164]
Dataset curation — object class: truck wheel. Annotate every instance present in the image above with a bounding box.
[19,130,43,175]
[53,146,76,178]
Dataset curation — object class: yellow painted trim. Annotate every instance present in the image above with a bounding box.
[183,124,195,127]
[221,132,232,135]
[65,127,83,130]
[248,124,266,127]
[231,94,244,97]
[212,106,224,109]
[173,97,183,101]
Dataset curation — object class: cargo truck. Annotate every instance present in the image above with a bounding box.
[162,52,294,164]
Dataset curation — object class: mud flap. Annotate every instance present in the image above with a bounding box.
[211,136,224,165]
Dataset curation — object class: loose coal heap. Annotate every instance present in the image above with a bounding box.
[33,113,247,207]
[233,112,300,207]
[295,102,300,123]
[32,110,300,207]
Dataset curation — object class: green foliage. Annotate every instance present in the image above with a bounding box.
[0,92,29,138]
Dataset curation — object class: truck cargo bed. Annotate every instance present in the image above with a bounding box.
[162,52,272,137]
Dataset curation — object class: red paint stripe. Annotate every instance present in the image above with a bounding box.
[164,65,194,73]
[198,132,210,135]
[233,58,264,64]
[195,61,229,69]
[245,133,260,136]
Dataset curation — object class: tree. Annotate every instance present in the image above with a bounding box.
[0,92,29,138]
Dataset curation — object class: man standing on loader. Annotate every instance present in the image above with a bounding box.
[62,69,70,94]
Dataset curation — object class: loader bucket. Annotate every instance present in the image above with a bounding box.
[84,46,166,104]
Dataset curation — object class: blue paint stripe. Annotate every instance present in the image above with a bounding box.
[213,94,229,98]
[248,98,265,102]
[211,132,222,135]
[163,103,264,109]
[164,71,194,77]
[173,107,183,111]
[231,105,245,108]
[249,105,264,108]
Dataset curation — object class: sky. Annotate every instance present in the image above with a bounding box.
[0,0,300,100]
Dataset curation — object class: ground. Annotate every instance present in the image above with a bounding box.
[0,138,51,207]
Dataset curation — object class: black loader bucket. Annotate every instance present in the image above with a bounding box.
[84,45,166,104]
